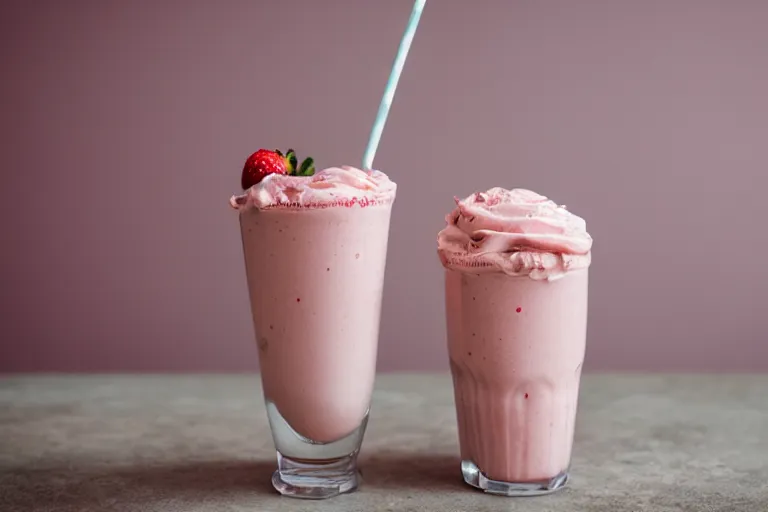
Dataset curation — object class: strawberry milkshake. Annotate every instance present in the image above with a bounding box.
[437,188,592,496]
[231,149,396,499]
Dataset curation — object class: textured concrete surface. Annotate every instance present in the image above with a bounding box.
[0,374,766,512]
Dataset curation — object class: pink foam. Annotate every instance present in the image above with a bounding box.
[230,166,396,211]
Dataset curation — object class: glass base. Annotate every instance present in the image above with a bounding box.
[272,452,360,499]
[265,400,368,499]
[461,460,569,496]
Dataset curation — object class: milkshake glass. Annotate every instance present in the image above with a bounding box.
[231,166,396,499]
[437,188,592,496]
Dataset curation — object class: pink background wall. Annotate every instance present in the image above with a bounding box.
[2,1,767,373]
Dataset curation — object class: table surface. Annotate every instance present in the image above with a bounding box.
[0,374,766,512]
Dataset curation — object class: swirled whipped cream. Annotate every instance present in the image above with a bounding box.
[437,188,592,281]
[230,166,396,210]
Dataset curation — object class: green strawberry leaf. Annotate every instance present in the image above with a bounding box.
[285,149,298,175]
[274,149,283,157]
[298,157,315,176]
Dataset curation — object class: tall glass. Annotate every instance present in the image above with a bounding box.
[238,202,393,499]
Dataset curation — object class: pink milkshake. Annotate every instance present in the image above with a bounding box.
[231,163,396,499]
[437,188,592,496]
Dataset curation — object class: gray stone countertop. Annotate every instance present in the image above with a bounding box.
[0,374,766,512]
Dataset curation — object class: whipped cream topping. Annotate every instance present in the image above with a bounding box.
[230,166,396,210]
[437,188,592,280]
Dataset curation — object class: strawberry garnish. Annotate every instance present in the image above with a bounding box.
[241,148,316,189]
[241,149,287,189]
